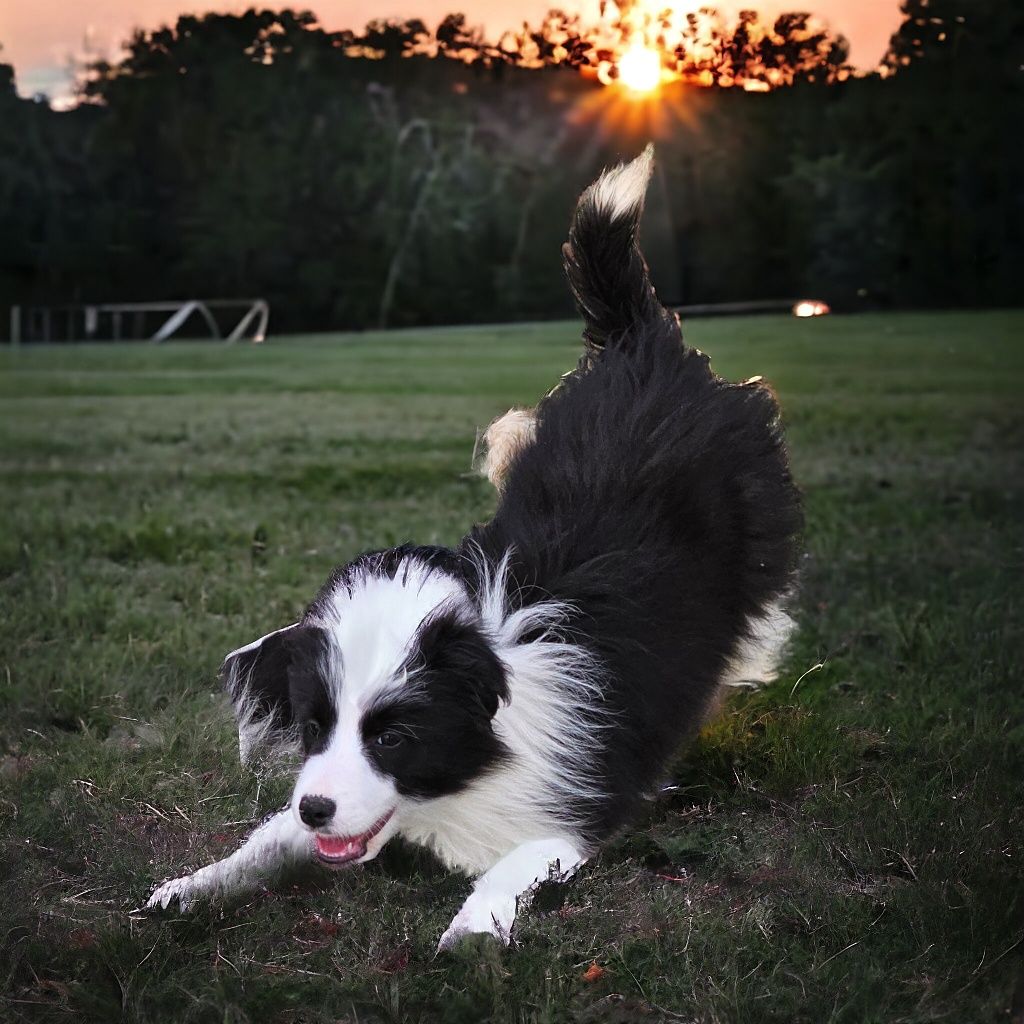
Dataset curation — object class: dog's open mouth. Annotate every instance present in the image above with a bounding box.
[314,810,394,867]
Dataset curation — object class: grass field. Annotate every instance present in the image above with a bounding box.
[1,311,1022,1023]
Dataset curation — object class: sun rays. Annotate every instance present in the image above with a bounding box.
[616,44,663,94]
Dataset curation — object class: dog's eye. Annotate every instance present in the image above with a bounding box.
[375,730,403,749]
[304,720,321,743]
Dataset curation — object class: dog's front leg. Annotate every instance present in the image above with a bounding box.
[145,807,310,912]
[437,838,585,951]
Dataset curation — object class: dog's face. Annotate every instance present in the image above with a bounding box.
[220,550,509,866]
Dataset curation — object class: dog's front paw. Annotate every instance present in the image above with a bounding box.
[145,872,208,913]
[437,889,516,953]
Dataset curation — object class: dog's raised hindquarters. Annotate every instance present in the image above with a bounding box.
[145,145,802,949]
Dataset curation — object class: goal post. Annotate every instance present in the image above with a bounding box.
[5,298,269,344]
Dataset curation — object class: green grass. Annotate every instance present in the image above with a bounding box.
[1,311,1022,1023]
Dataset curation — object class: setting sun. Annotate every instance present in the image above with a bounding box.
[617,44,662,93]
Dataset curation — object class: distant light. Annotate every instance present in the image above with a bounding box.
[793,300,831,318]
[617,45,662,94]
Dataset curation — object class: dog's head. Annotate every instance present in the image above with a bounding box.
[220,547,509,866]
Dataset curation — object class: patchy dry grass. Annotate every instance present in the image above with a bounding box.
[1,312,1022,1022]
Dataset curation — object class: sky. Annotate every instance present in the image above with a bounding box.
[1,0,904,101]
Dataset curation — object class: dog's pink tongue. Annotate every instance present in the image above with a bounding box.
[315,834,366,862]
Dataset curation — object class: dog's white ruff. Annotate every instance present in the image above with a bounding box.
[399,551,606,874]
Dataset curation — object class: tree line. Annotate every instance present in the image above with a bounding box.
[0,0,1020,337]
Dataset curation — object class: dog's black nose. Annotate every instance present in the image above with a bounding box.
[298,794,336,828]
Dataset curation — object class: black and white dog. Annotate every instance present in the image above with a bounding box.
[146,146,801,948]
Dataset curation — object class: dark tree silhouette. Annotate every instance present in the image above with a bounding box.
[0,6,1020,337]
[358,19,431,61]
[885,0,1024,83]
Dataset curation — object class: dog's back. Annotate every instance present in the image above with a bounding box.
[465,147,802,843]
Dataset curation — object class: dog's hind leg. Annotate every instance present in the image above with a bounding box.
[144,807,311,912]
[437,838,585,951]
[477,408,537,492]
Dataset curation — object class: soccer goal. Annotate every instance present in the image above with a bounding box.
[8,298,269,345]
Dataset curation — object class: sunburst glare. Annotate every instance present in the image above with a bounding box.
[617,44,662,94]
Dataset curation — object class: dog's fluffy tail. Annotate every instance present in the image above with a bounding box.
[562,144,675,353]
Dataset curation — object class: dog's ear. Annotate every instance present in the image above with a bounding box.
[413,610,509,720]
[220,623,325,763]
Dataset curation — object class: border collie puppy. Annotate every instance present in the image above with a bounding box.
[146,146,802,948]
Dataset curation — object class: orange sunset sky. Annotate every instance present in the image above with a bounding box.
[1,0,903,100]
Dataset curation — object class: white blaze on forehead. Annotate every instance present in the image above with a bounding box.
[293,694,397,836]
[313,561,470,708]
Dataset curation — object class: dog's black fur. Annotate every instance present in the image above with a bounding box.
[461,165,802,844]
